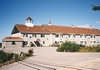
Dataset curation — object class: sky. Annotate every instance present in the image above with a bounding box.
[0,0,100,41]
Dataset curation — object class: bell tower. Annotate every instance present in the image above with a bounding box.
[25,16,34,27]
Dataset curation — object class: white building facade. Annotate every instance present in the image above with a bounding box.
[3,17,100,47]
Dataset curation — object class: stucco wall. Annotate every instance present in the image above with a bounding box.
[11,32,100,47]
[2,41,23,48]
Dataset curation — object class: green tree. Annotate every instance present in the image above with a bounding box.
[57,41,80,52]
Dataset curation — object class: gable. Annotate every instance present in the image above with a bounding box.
[11,25,20,34]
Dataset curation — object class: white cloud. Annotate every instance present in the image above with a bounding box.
[76,24,94,28]
[96,21,100,24]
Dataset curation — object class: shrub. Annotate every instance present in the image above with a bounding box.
[25,49,34,56]
[0,51,14,63]
[14,54,21,61]
[0,51,8,63]
[57,41,80,52]
[28,49,33,56]
[95,47,100,52]
[7,53,14,61]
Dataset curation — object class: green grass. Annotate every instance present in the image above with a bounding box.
[80,47,100,52]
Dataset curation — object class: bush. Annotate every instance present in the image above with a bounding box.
[57,41,80,52]
[7,53,14,61]
[0,51,14,63]
[0,51,8,63]
[28,49,33,56]
[96,47,100,52]
[13,54,20,61]
[25,49,34,56]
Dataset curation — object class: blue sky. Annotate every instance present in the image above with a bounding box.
[0,0,100,41]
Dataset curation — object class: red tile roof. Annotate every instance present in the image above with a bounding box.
[13,24,100,35]
[3,37,23,41]
[15,24,47,33]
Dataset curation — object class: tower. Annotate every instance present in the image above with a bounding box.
[25,16,34,27]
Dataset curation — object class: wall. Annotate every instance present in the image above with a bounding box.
[2,41,23,48]
[12,33,100,47]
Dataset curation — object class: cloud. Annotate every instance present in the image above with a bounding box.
[96,21,100,24]
[76,24,94,28]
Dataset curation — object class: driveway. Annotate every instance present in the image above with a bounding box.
[1,47,100,70]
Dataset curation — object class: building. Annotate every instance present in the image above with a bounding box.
[2,17,100,47]
[2,37,24,48]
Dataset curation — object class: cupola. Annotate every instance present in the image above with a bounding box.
[25,16,34,27]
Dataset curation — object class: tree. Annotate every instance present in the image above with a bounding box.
[92,5,100,11]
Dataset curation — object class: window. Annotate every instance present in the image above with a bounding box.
[61,34,63,38]
[93,35,95,38]
[12,41,16,45]
[94,41,96,43]
[80,41,83,44]
[90,35,92,38]
[23,34,25,37]
[80,41,87,44]
[26,34,28,37]
[68,35,70,38]
[43,41,45,44]
[73,35,76,38]
[55,34,59,38]
[32,34,37,37]
[23,41,28,45]
[80,35,82,38]
[84,35,86,38]
[30,36,32,38]
[41,34,45,37]
[55,41,58,44]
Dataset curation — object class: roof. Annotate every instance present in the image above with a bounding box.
[26,16,32,20]
[3,37,23,41]
[12,24,100,35]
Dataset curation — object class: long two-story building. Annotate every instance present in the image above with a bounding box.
[2,17,100,48]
